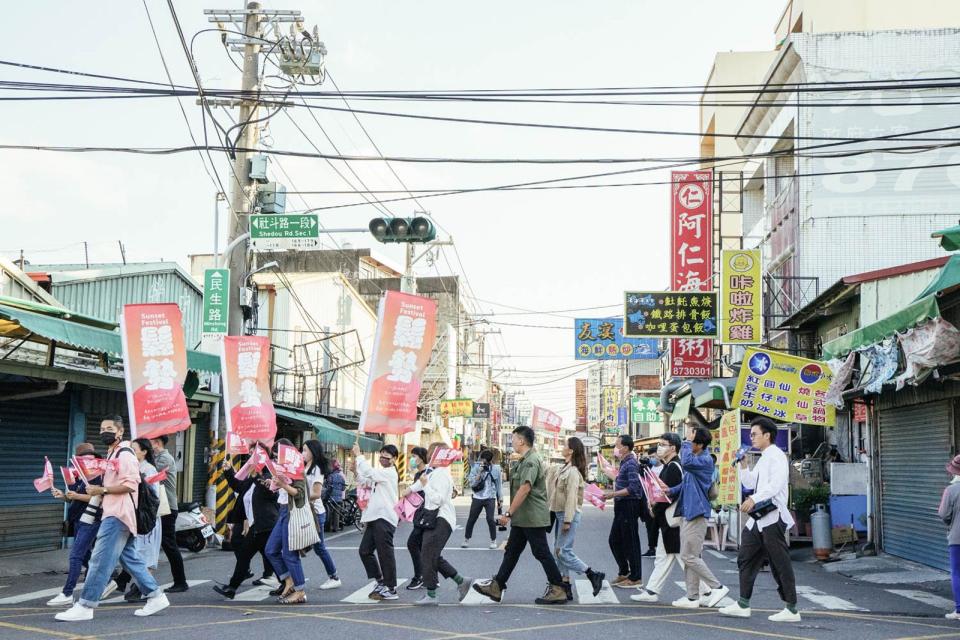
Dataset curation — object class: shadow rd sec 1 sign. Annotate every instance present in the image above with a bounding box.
[623,291,718,338]
[250,214,321,251]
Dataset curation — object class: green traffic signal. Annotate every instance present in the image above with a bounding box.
[368,216,436,243]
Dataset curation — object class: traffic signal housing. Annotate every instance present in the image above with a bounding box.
[368,216,436,243]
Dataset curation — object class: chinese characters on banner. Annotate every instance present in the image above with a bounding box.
[221,336,277,445]
[531,406,562,433]
[720,250,762,344]
[120,304,192,440]
[623,292,717,338]
[440,398,474,418]
[732,348,837,427]
[670,170,714,378]
[575,379,588,431]
[630,394,660,423]
[716,410,741,506]
[429,447,462,467]
[277,443,305,480]
[601,388,619,431]
[360,291,438,435]
[574,318,659,360]
[201,268,229,339]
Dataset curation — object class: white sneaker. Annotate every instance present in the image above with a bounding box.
[100,580,118,600]
[461,541,469,548]
[134,593,170,617]
[768,607,801,623]
[719,603,751,618]
[671,597,700,609]
[630,590,659,603]
[46,592,74,607]
[705,585,730,608]
[55,603,93,622]
[488,542,498,549]
[946,611,960,620]
[319,578,342,590]
[414,593,439,606]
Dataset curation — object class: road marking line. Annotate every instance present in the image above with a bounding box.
[887,589,955,611]
[670,581,734,608]
[796,585,866,611]
[706,550,727,559]
[0,620,84,639]
[0,588,62,605]
[100,579,209,605]
[234,585,275,601]
[458,582,500,606]
[575,579,620,604]
[340,579,407,604]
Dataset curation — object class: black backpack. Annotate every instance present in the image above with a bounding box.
[118,448,160,535]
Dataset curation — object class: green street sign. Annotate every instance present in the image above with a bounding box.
[202,268,229,338]
[250,214,320,250]
[631,395,660,424]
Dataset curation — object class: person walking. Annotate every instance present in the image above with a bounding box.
[55,416,170,622]
[354,442,400,601]
[213,454,279,599]
[264,439,310,605]
[550,436,605,599]
[473,426,567,605]
[114,439,163,603]
[641,445,660,557]
[406,443,474,605]
[720,417,799,623]
[303,440,341,590]
[660,424,729,610]
[47,444,104,607]
[940,455,960,620]
[406,446,430,591]
[463,449,502,550]
[149,435,189,593]
[603,434,644,589]
[323,460,346,532]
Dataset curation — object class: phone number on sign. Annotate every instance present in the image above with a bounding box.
[674,367,711,377]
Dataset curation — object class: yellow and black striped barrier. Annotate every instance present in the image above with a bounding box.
[208,439,237,536]
[397,453,407,482]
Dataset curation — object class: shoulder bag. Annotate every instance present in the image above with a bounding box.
[664,461,684,528]
[414,506,439,530]
[287,480,320,551]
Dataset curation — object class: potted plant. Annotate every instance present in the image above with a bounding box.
[792,483,830,536]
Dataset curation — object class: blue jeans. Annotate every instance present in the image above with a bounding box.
[313,512,337,578]
[63,521,100,596]
[266,507,305,590]
[553,510,588,577]
[78,517,161,608]
[951,545,960,613]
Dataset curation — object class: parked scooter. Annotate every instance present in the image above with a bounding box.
[176,501,215,552]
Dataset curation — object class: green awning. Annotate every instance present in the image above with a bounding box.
[821,294,940,360]
[275,407,382,452]
[0,303,220,374]
[932,225,960,252]
[914,255,960,301]
[670,392,692,422]
[0,295,117,330]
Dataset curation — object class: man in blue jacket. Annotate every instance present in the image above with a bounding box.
[662,423,729,609]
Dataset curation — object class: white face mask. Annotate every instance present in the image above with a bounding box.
[657,445,668,457]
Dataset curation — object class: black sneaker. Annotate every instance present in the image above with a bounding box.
[586,568,606,597]
[380,588,399,601]
[165,583,190,594]
[213,585,236,600]
[642,549,657,557]
[123,585,146,603]
[406,577,424,591]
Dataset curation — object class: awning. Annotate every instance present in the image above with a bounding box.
[914,255,960,301]
[670,393,692,422]
[821,294,940,360]
[932,225,960,251]
[275,407,382,452]
[0,303,220,374]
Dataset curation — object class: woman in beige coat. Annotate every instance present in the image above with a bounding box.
[549,436,605,600]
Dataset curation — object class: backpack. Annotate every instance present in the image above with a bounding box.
[118,448,160,535]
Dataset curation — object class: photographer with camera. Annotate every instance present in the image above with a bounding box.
[719,417,799,623]
[463,449,502,549]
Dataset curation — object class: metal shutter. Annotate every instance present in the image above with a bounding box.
[0,394,71,554]
[192,421,210,503]
[879,400,953,571]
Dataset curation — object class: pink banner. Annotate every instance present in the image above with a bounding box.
[226,431,250,456]
[60,466,76,487]
[583,483,606,510]
[221,336,276,445]
[429,447,462,468]
[120,304,192,440]
[642,468,671,504]
[360,291,438,435]
[532,406,562,433]
[33,457,53,493]
[277,443,305,480]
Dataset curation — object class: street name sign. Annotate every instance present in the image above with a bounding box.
[250,214,321,251]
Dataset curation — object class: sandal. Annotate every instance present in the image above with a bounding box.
[278,590,306,604]
[270,581,294,598]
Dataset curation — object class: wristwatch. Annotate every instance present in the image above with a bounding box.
[503,511,511,518]
[103,487,109,495]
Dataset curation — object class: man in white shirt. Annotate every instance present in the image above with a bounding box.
[719,417,799,623]
[353,443,400,601]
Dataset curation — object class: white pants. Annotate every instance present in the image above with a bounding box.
[645,538,712,596]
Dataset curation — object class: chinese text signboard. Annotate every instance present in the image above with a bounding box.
[250,214,321,251]
[575,379,587,431]
[716,410,741,506]
[440,398,474,418]
[574,318,659,360]
[532,406,562,433]
[624,291,717,338]
[120,304,192,440]
[630,395,660,423]
[202,268,229,339]
[360,291,438,435]
[720,250,762,345]
[732,348,836,427]
[670,170,714,378]
[602,388,619,426]
[221,336,277,444]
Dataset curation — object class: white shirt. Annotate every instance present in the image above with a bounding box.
[306,467,326,515]
[357,456,399,526]
[243,485,255,526]
[739,444,794,532]
[415,466,456,529]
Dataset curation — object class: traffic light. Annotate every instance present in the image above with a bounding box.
[368,216,436,243]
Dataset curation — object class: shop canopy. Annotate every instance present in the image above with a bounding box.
[821,294,940,360]
[932,225,960,252]
[914,254,960,301]
[0,303,220,374]
[275,406,382,452]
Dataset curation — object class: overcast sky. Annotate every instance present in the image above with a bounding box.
[2,0,785,422]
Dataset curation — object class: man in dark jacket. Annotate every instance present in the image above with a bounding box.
[604,435,644,588]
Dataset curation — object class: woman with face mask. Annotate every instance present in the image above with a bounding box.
[265,439,310,604]
[353,443,400,601]
[405,447,429,591]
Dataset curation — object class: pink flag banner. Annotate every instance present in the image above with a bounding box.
[221,336,276,445]
[531,406,562,433]
[642,468,671,504]
[277,443,305,480]
[583,483,606,510]
[33,457,54,493]
[429,447,462,468]
[60,466,76,487]
[226,431,250,456]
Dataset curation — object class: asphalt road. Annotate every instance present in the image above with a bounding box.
[1,502,959,640]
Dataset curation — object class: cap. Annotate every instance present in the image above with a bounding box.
[74,442,96,456]
[947,454,960,477]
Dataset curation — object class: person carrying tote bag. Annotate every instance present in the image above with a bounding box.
[265,439,311,605]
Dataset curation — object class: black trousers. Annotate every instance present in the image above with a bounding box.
[609,499,642,581]
[359,519,397,589]
[161,512,187,586]
[738,520,797,604]
[325,501,342,531]
[494,525,563,588]
[644,517,660,553]
[420,519,458,590]
[464,497,497,541]
[229,529,274,589]
[407,526,424,579]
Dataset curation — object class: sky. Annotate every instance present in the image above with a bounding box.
[1,0,786,423]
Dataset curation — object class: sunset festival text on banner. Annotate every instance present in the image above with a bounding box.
[221,335,277,445]
[359,291,438,435]
[120,303,192,440]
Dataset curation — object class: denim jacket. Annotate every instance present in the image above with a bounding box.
[668,441,714,520]
[467,462,502,500]
[322,470,346,502]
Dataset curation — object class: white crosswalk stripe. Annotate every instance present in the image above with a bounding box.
[672,581,735,608]
[796,585,866,611]
[575,579,620,604]
[887,589,955,611]
[340,579,408,604]
[458,581,501,606]
[100,579,210,605]
[233,585,275,602]
[0,587,63,605]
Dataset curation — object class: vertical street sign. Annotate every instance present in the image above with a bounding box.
[719,249,763,344]
[202,268,230,339]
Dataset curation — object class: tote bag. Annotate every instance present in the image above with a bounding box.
[288,501,320,551]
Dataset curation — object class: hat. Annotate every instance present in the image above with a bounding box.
[75,442,96,456]
[947,455,960,476]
